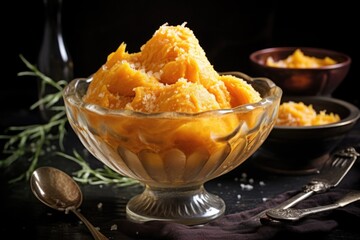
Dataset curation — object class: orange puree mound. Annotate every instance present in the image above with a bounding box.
[266,49,337,68]
[276,101,340,126]
[83,23,262,112]
[130,79,222,113]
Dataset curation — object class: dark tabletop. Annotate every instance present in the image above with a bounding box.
[1,110,359,240]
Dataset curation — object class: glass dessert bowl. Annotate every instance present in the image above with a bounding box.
[63,71,282,225]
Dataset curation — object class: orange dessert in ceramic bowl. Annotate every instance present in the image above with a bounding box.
[250,47,351,96]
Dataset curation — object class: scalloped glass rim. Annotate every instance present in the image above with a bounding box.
[64,71,282,119]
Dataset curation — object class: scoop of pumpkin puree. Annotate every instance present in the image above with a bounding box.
[82,23,262,155]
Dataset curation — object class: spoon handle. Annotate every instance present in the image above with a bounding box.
[71,209,109,240]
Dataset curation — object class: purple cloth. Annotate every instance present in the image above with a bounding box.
[115,188,360,240]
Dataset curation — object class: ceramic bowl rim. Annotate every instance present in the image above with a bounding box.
[249,47,352,70]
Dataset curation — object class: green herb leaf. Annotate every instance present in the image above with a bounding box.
[57,151,139,187]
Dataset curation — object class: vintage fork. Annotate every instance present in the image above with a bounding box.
[266,190,360,221]
[273,147,359,209]
[243,146,359,226]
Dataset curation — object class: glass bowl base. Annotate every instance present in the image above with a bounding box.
[126,184,225,225]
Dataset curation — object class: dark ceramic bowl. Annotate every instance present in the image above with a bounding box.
[252,96,360,175]
[249,47,351,96]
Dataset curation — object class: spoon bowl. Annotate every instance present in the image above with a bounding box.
[30,166,108,240]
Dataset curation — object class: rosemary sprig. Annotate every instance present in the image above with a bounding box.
[0,112,67,183]
[0,55,139,187]
[57,150,139,187]
[17,54,68,112]
[0,55,68,182]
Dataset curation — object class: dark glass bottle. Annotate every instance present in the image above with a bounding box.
[38,0,73,121]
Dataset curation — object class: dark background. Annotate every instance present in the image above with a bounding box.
[1,2,360,239]
[2,0,359,117]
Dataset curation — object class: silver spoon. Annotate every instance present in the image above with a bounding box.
[30,166,108,240]
[266,191,360,221]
